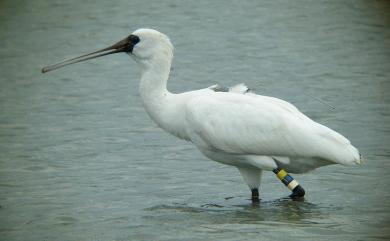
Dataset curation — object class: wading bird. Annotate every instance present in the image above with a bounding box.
[42,29,361,202]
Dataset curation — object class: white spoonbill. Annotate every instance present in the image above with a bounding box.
[42,28,361,202]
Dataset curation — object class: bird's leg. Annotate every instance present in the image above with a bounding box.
[237,167,262,203]
[273,168,305,199]
[251,188,260,203]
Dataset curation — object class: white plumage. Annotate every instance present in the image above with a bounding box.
[42,28,361,198]
[131,29,361,193]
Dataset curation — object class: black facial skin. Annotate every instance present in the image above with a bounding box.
[126,34,140,53]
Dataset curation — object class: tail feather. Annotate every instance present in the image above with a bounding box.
[336,144,362,166]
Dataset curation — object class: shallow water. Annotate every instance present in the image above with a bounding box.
[1,0,389,240]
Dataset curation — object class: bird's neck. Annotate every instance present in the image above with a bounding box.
[138,55,172,104]
[138,55,178,134]
[137,44,173,94]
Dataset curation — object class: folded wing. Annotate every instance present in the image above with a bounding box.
[185,92,360,166]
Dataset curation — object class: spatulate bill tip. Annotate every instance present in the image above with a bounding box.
[41,66,51,73]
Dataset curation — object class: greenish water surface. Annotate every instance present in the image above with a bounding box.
[0,0,389,240]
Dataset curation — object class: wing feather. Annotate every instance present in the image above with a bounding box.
[185,92,360,165]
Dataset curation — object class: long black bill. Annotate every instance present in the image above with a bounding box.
[41,35,138,73]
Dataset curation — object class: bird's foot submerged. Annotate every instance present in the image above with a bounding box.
[289,185,305,200]
[251,188,260,203]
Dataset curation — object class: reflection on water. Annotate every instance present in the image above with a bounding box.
[146,198,324,224]
[143,198,355,240]
[1,0,390,240]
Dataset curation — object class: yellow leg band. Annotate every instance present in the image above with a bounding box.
[276,169,288,180]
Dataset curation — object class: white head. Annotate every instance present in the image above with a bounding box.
[41,28,174,73]
[131,29,173,65]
